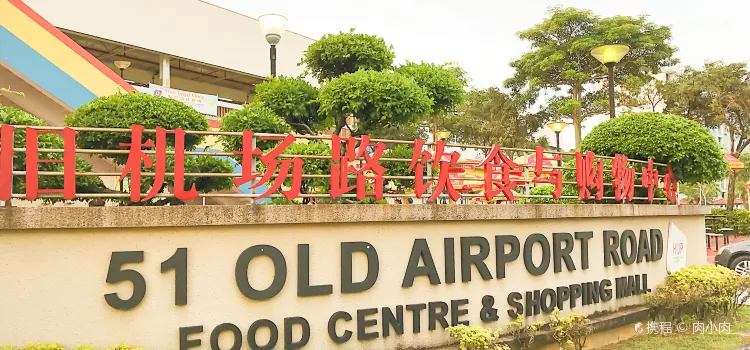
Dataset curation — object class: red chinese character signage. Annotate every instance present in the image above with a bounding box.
[0,124,679,205]
[478,145,521,201]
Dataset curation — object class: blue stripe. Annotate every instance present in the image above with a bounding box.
[0,26,97,108]
[200,148,270,203]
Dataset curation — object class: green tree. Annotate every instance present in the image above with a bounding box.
[253,76,324,134]
[1,106,107,203]
[278,141,332,195]
[680,182,720,205]
[660,61,750,210]
[396,61,465,115]
[442,87,549,154]
[301,29,395,83]
[382,144,417,190]
[505,7,678,149]
[581,112,727,183]
[66,92,233,204]
[219,103,293,152]
[318,70,432,136]
[66,92,208,165]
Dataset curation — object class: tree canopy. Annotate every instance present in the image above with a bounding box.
[253,76,324,134]
[659,61,750,210]
[581,112,727,183]
[318,70,432,135]
[65,92,232,203]
[442,87,549,152]
[301,29,395,83]
[219,103,293,152]
[66,92,208,165]
[505,6,678,149]
[396,61,465,116]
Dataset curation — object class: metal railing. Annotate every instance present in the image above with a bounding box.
[0,125,675,204]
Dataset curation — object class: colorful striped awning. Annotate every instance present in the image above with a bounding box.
[0,0,133,109]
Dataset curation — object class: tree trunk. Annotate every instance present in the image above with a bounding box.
[334,115,347,136]
[728,170,737,212]
[572,83,583,150]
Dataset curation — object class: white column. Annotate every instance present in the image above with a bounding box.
[159,55,171,88]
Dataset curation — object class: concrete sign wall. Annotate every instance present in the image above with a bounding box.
[0,205,709,349]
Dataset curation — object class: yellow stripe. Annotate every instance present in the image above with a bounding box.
[0,1,122,97]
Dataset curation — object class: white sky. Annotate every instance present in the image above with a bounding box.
[207,0,750,151]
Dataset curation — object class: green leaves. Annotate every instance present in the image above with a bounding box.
[66,92,209,165]
[318,70,431,135]
[580,112,728,183]
[301,29,395,83]
[506,6,678,148]
[64,92,235,201]
[254,76,324,134]
[0,106,107,201]
[395,62,465,115]
[219,104,293,152]
[442,87,549,150]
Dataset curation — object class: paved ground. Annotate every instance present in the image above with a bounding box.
[707,235,750,264]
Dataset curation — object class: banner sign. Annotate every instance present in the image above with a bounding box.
[147,84,218,116]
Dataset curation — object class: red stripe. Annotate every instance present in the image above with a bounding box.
[8,0,134,92]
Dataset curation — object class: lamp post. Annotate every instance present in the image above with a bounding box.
[591,44,630,119]
[547,121,568,167]
[112,61,129,193]
[435,131,451,142]
[113,61,131,79]
[259,14,288,77]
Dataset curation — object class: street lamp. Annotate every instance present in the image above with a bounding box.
[259,14,288,77]
[591,44,630,119]
[113,60,131,79]
[547,121,568,166]
[435,131,451,142]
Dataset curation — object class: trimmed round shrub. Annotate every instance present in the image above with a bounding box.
[66,92,209,165]
[219,104,293,152]
[302,29,395,82]
[581,112,727,183]
[253,76,323,134]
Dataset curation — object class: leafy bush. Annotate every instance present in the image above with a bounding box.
[580,112,727,183]
[253,77,324,134]
[72,346,97,350]
[519,185,582,204]
[105,344,142,350]
[396,61,465,115]
[645,264,750,323]
[548,308,592,350]
[710,208,750,235]
[318,70,432,135]
[382,144,419,191]
[0,106,107,201]
[20,344,64,350]
[302,29,395,82]
[219,104,292,152]
[66,92,208,165]
[506,315,545,350]
[446,325,510,350]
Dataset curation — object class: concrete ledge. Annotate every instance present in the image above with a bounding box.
[0,204,710,230]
